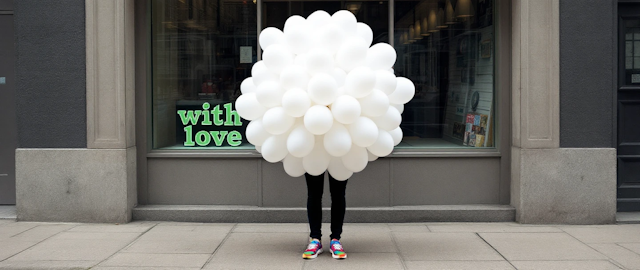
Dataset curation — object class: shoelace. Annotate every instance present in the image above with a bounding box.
[332,243,343,251]
[307,242,319,251]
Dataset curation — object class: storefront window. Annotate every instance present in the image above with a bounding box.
[394,0,495,148]
[151,0,257,149]
[150,0,495,150]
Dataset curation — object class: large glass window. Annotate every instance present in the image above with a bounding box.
[150,0,495,150]
[394,0,495,148]
[151,0,257,149]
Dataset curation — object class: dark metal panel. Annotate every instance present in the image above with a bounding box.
[14,0,86,148]
[147,158,259,205]
[0,14,16,204]
[559,0,615,148]
[392,158,501,205]
[0,0,13,11]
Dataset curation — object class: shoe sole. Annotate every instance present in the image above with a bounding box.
[330,249,347,259]
[302,248,323,259]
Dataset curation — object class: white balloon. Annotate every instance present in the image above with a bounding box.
[349,116,379,147]
[345,66,376,98]
[235,93,268,120]
[308,73,338,105]
[328,157,353,181]
[375,70,397,95]
[367,150,378,161]
[356,22,373,47]
[283,154,306,177]
[256,81,285,108]
[367,129,394,156]
[307,10,332,30]
[365,43,397,71]
[262,44,294,74]
[391,103,404,114]
[314,23,347,54]
[245,118,271,146]
[287,124,315,158]
[306,48,335,75]
[341,145,368,172]
[331,95,361,124]
[332,10,357,36]
[281,88,311,117]
[259,27,285,50]
[359,89,390,117]
[252,61,278,85]
[388,77,415,105]
[336,38,368,72]
[323,123,352,157]
[294,53,307,66]
[372,106,401,131]
[262,107,295,135]
[331,68,347,87]
[303,138,331,175]
[304,105,334,135]
[280,65,309,90]
[240,77,257,94]
[389,126,403,146]
[284,15,306,31]
[262,134,289,163]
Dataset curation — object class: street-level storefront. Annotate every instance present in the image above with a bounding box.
[135,0,512,215]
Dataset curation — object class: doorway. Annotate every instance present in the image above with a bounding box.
[618,3,640,212]
[0,1,16,205]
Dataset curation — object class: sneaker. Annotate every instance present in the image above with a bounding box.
[330,238,347,259]
[302,238,323,259]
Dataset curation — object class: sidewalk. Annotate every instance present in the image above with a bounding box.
[1,219,640,270]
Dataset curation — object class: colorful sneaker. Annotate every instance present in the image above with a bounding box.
[302,238,323,259]
[330,239,347,259]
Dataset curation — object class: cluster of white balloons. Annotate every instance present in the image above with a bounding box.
[235,10,415,180]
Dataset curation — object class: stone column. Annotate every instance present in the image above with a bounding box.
[511,0,616,224]
[16,0,136,223]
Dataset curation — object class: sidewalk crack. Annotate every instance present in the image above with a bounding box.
[476,232,518,270]
[200,223,237,269]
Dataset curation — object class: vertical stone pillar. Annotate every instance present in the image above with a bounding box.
[511,0,615,224]
[15,0,136,223]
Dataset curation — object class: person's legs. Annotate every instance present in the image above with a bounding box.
[305,173,324,240]
[328,175,348,240]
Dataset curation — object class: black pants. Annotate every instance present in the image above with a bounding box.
[305,172,348,240]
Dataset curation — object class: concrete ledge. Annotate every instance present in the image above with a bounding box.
[133,204,515,223]
[16,148,136,223]
[512,147,616,224]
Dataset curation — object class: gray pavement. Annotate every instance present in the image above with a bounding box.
[0,220,640,269]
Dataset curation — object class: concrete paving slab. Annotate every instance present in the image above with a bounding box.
[0,238,40,261]
[479,232,606,261]
[122,225,229,254]
[404,261,515,270]
[320,232,396,253]
[618,243,640,255]
[590,243,640,270]
[393,232,503,261]
[0,260,97,269]
[67,222,156,233]
[204,232,307,270]
[6,232,140,261]
[427,222,562,233]
[7,224,75,241]
[341,223,390,233]
[0,222,40,238]
[510,260,622,270]
[388,224,430,232]
[99,253,211,268]
[233,223,309,233]
[561,225,640,243]
[92,267,201,270]
[303,253,404,270]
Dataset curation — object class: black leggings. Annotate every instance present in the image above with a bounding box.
[305,172,348,240]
